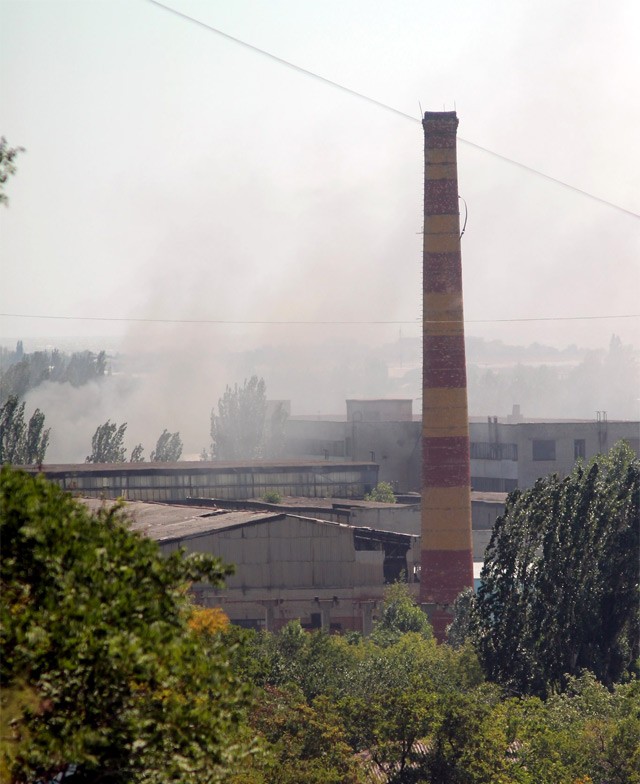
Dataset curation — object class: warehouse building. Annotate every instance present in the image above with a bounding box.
[90,499,420,634]
[34,460,378,502]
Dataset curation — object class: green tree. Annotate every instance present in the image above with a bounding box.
[210,376,268,460]
[243,622,360,703]
[86,420,127,463]
[130,443,145,462]
[0,137,25,206]
[341,677,438,780]
[424,686,515,784]
[264,400,289,458]
[64,350,107,387]
[262,489,282,504]
[474,441,640,696]
[232,685,363,784]
[150,429,183,462]
[446,587,476,649]
[0,467,250,783]
[1,348,107,403]
[0,395,49,465]
[499,675,640,784]
[364,481,397,503]
[338,634,483,781]
[371,581,432,646]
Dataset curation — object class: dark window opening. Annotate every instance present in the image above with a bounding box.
[532,439,556,461]
[383,558,407,584]
[309,612,322,629]
[471,476,517,492]
[470,442,518,461]
[354,530,411,584]
[574,439,586,459]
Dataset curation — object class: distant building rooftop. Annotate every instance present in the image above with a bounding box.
[79,498,417,547]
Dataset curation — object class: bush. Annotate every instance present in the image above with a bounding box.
[0,467,250,783]
[371,582,432,645]
[364,481,396,503]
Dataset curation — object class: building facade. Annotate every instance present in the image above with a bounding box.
[117,501,421,634]
[33,460,379,502]
[282,406,639,494]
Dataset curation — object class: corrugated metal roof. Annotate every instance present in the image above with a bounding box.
[129,509,283,543]
[28,459,376,474]
[78,498,418,546]
[78,498,282,542]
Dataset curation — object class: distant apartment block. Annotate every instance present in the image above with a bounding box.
[283,400,639,493]
[468,412,639,492]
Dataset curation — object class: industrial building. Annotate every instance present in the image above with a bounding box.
[22,108,638,641]
[468,412,640,491]
[281,402,640,494]
[83,498,420,634]
[72,477,503,634]
[35,460,378,502]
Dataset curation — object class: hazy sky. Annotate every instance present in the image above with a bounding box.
[1,0,639,354]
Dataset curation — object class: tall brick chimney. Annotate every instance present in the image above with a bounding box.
[420,111,473,640]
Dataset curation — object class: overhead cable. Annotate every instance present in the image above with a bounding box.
[145,0,639,220]
[2,312,638,326]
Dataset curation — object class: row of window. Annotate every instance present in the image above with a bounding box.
[470,442,518,461]
[471,477,518,493]
[60,470,366,490]
[532,439,586,461]
[471,439,587,463]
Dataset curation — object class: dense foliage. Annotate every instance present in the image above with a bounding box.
[0,468,250,783]
[0,137,24,206]
[369,581,432,646]
[86,420,128,463]
[0,396,49,465]
[365,481,397,504]
[0,345,107,403]
[225,606,640,783]
[150,429,183,462]
[2,450,639,784]
[474,441,640,697]
[210,376,288,461]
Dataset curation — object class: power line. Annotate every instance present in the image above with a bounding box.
[145,0,639,220]
[2,312,638,326]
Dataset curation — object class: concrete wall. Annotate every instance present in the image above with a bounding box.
[284,419,421,491]
[346,496,505,562]
[283,420,348,460]
[346,399,413,422]
[513,421,639,488]
[165,514,420,633]
[283,416,638,494]
[470,496,507,531]
[349,420,421,490]
[349,504,422,535]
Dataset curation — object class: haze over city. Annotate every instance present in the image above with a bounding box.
[2,0,639,460]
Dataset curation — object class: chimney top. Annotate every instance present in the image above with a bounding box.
[422,111,459,134]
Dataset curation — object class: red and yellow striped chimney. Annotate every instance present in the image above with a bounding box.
[420,111,473,640]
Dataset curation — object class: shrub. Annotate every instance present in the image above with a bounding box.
[364,481,396,503]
